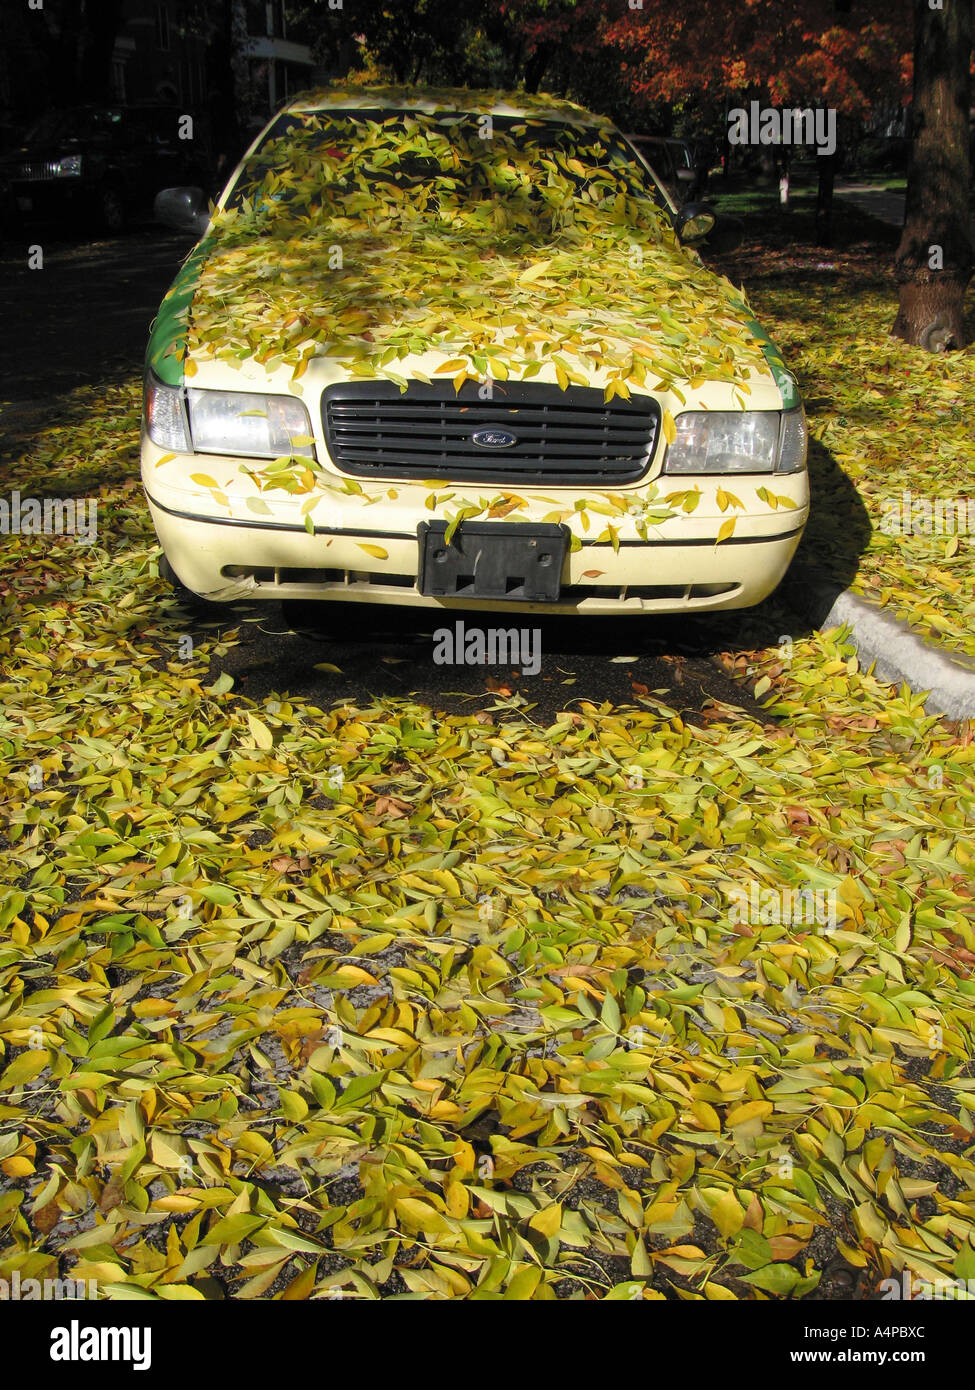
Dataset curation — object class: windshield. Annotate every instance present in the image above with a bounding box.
[222,109,671,229]
[24,108,123,145]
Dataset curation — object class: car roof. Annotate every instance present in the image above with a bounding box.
[626,134,688,146]
[285,84,615,130]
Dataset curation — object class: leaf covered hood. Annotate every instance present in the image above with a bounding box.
[179,102,773,403]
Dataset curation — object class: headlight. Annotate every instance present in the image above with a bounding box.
[187,389,315,458]
[144,372,190,452]
[53,155,83,178]
[662,406,807,475]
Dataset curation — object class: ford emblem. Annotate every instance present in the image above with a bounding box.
[471,428,518,449]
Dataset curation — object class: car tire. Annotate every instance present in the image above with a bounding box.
[98,185,126,235]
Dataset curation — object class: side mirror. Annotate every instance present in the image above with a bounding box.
[154,185,209,235]
[674,200,717,243]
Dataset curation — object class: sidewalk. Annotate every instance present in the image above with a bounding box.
[834,181,906,227]
[835,180,975,237]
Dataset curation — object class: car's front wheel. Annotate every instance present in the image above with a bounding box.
[98,184,126,235]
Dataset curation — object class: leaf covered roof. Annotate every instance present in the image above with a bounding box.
[285,84,618,128]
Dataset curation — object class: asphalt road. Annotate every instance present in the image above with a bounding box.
[1,218,810,723]
[182,593,788,725]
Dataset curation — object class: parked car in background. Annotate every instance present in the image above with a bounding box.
[625,134,708,202]
[0,104,214,235]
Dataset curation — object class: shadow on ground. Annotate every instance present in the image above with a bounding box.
[167,436,870,727]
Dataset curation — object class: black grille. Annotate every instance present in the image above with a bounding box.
[19,161,59,181]
[321,380,659,485]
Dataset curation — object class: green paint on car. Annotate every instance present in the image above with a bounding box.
[146,237,213,387]
[744,316,800,411]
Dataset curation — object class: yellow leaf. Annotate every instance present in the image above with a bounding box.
[190,473,219,488]
[835,1237,868,1267]
[715,516,737,544]
[1,1155,35,1177]
[711,1189,745,1238]
[356,543,388,560]
[691,1100,721,1132]
[395,1197,448,1232]
[726,1099,772,1127]
[0,1051,48,1089]
[662,410,677,446]
[280,1261,318,1300]
[529,1203,563,1237]
[245,712,274,750]
[152,1194,203,1213]
[150,1132,187,1168]
[518,259,552,284]
[278,1089,308,1123]
[704,1281,738,1300]
[323,964,379,988]
[445,1182,469,1219]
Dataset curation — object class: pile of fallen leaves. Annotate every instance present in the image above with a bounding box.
[718,234,975,664]
[2,372,975,1300]
[174,97,772,404]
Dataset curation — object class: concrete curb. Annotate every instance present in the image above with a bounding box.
[784,569,975,721]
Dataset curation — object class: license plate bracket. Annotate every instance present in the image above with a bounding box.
[417,521,568,602]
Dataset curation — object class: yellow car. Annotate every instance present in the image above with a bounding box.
[143,86,808,616]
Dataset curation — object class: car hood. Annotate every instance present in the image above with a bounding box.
[191,231,768,398]
[150,174,793,408]
[10,140,89,157]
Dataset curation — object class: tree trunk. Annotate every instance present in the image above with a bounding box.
[78,0,123,102]
[891,0,973,350]
[206,0,243,176]
[815,149,835,246]
[27,0,84,105]
[524,43,552,94]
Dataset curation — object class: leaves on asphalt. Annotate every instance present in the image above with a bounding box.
[2,226,975,1301]
[728,236,975,662]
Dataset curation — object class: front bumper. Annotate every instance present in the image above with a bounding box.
[5,179,93,220]
[144,439,808,614]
